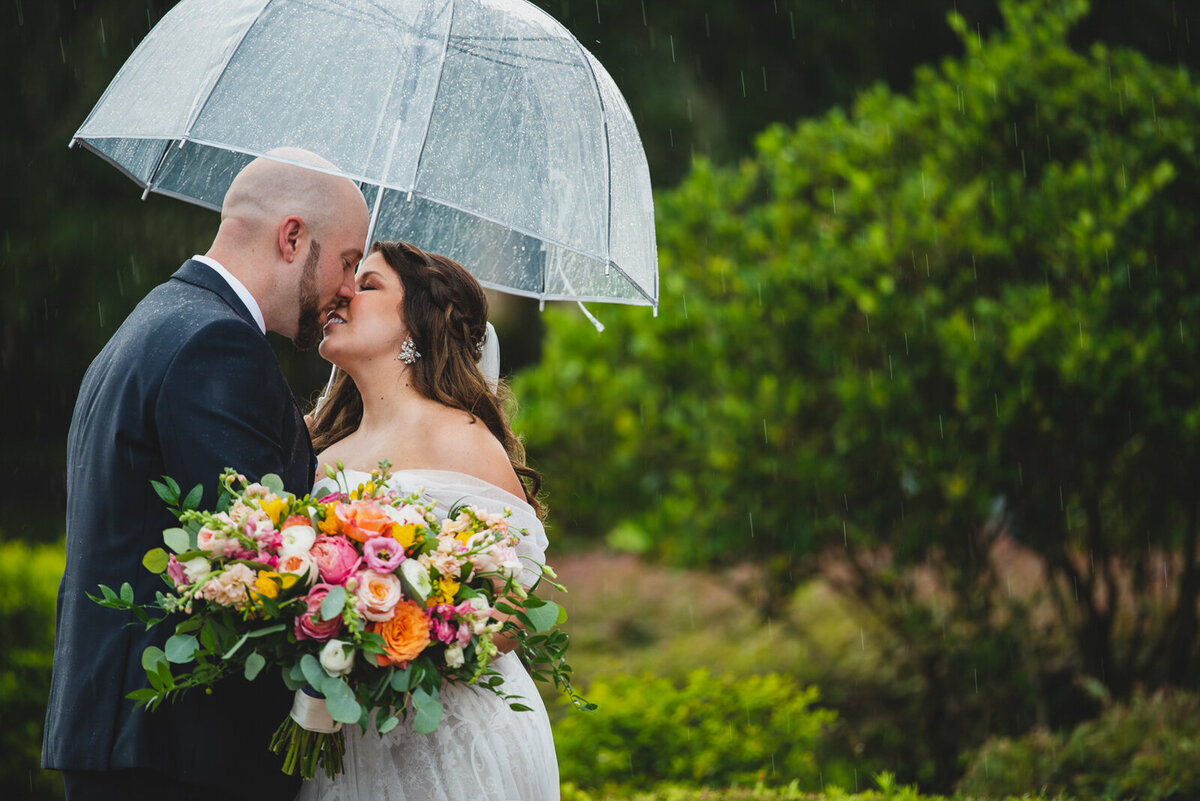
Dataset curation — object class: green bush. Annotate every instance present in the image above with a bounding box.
[554,670,838,791]
[960,688,1200,800]
[0,538,65,799]
[561,773,1065,800]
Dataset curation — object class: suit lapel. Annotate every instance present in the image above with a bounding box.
[170,259,260,331]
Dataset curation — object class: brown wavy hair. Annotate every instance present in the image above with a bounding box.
[309,240,542,516]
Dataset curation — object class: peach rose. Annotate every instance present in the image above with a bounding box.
[371,600,431,666]
[336,500,393,543]
[355,569,403,622]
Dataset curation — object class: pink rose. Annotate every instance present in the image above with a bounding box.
[354,569,404,622]
[295,583,344,641]
[309,535,360,585]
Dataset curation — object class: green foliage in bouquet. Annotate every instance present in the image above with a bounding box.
[0,538,66,800]
[960,687,1200,800]
[554,670,836,791]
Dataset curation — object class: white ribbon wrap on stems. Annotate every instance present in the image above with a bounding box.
[290,688,343,734]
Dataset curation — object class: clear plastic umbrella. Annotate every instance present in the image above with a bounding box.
[72,0,657,309]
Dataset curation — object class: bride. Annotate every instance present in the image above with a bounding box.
[297,240,560,801]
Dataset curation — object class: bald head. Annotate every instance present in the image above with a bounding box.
[207,148,370,342]
[221,147,366,241]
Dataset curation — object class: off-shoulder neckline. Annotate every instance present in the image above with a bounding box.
[317,466,533,512]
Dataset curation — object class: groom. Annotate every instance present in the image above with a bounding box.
[42,149,369,801]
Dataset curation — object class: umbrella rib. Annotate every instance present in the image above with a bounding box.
[139,139,176,200]
[564,42,613,283]
[174,0,273,151]
[404,0,457,198]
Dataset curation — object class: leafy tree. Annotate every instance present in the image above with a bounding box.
[515,0,1200,787]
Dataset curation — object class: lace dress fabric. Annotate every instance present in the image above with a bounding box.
[296,469,560,801]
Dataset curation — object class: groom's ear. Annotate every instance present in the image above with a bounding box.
[278,216,305,263]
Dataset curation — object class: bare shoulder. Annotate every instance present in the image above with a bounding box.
[426,406,524,497]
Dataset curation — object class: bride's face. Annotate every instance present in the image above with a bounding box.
[318,252,408,367]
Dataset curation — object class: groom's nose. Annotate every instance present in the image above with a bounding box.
[335,264,355,302]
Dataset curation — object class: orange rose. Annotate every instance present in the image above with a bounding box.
[336,500,394,543]
[371,600,431,667]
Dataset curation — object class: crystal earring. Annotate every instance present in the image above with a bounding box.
[397,336,421,364]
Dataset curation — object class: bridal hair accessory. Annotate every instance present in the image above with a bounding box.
[397,336,421,364]
[478,321,500,393]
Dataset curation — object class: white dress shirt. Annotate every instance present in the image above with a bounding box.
[191,254,267,335]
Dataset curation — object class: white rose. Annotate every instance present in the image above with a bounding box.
[182,556,212,584]
[383,504,426,528]
[280,524,317,555]
[444,643,465,668]
[319,639,355,677]
[277,550,318,586]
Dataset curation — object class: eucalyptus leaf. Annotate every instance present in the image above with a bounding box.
[261,473,285,495]
[377,714,400,735]
[320,585,347,622]
[412,686,443,734]
[141,645,167,672]
[389,666,413,693]
[244,652,267,681]
[300,654,326,690]
[162,528,190,554]
[165,633,200,664]
[222,633,249,660]
[521,600,561,634]
[142,548,169,574]
[246,623,286,639]
[323,679,361,724]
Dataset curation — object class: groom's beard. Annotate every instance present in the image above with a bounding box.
[293,239,323,350]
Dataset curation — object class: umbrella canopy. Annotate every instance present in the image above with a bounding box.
[73,0,657,308]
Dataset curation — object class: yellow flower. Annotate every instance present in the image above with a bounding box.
[317,503,341,535]
[427,574,460,606]
[350,481,377,501]
[253,570,298,600]
[391,524,418,550]
[261,496,287,526]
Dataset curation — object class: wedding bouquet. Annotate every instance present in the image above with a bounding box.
[92,461,587,780]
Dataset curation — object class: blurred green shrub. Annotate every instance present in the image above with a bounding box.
[561,771,1064,800]
[554,670,837,791]
[960,687,1200,800]
[0,538,65,799]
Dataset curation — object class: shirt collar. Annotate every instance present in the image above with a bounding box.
[191,254,266,335]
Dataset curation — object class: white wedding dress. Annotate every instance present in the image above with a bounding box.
[296,468,560,801]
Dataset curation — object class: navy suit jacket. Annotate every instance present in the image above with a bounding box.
[43,260,314,799]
